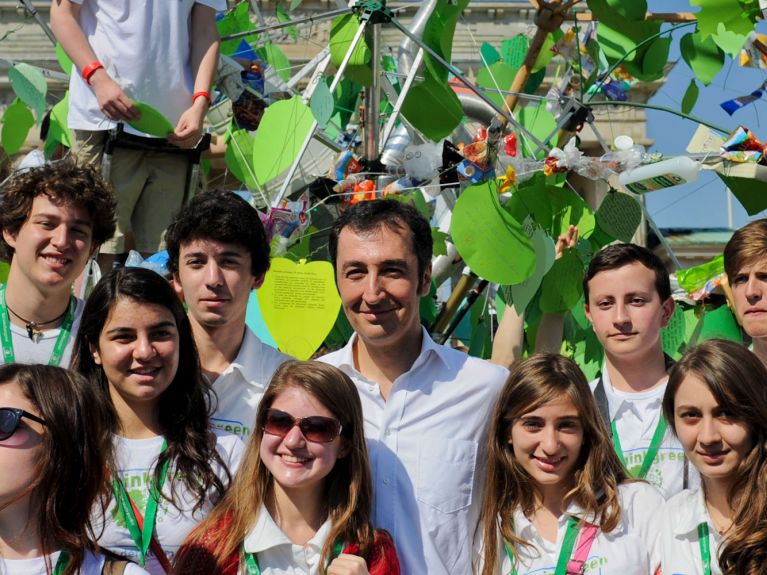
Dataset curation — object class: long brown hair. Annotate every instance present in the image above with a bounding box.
[0,363,111,575]
[479,354,629,575]
[664,339,767,575]
[173,361,375,574]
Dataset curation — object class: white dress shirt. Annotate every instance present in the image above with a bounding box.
[590,367,699,498]
[660,489,723,575]
[320,328,508,575]
[210,327,291,439]
[241,505,332,575]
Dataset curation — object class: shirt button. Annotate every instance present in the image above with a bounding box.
[383,478,390,485]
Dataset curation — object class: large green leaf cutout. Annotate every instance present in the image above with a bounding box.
[717,172,767,215]
[595,190,641,243]
[516,102,556,159]
[711,22,749,57]
[127,101,174,137]
[55,43,73,76]
[9,63,47,122]
[481,42,501,66]
[451,181,535,285]
[1,99,34,155]
[502,35,529,69]
[217,2,258,57]
[603,0,647,20]
[310,79,334,128]
[329,14,372,86]
[476,62,518,108]
[45,92,73,158]
[420,0,470,82]
[698,304,743,343]
[509,228,556,315]
[257,42,292,83]
[540,249,584,313]
[691,0,755,42]
[681,79,699,114]
[225,128,258,189]
[662,304,687,359]
[251,96,314,188]
[680,32,724,86]
[401,77,464,141]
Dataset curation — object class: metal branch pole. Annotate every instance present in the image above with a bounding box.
[364,23,382,161]
[380,48,424,147]
[272,17,369,206]
[18,0,57,45]
[220,7,351,42]
[388,16,551,153]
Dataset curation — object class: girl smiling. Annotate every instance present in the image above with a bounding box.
[660,339,767,574]
[478,354,663,575]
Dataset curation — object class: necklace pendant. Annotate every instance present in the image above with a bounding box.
[26,322,41,342]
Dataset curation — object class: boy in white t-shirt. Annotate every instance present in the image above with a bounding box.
[723,218,767,367]
[166,190,290,440]
[584,243,695,498]
[0,161,115,366]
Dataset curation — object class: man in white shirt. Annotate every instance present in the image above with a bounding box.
[320,199,508,574]
[51,0,224,271]
[166,190,289,439]
[723,219,767,367]
[585,243,693,498]
[0,160,115,366]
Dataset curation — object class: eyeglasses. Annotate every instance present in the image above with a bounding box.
[262,408,342,443]
[0,407,46,441]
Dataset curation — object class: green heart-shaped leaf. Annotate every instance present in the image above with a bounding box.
[1,98,35,155]
[127,101,174,137]
[595,190,642,243]
[680,32,724,85]
[9,63,47,122]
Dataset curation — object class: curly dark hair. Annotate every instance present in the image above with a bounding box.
[0,159,117,260]
[70,267,231,512]
[166,189,269,278]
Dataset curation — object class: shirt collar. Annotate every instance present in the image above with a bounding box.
[218,328,267,386]
[600,364,665,420]
[332,326,450,375]
[243,505,332,554]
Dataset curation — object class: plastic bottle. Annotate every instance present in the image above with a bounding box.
[618,156,700,194]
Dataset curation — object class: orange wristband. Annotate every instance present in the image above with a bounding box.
[82,61,104,84]
[193,91,212,106]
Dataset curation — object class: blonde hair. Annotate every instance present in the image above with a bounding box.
[479,354,629,575]
[173,361,375,573]
[723,219,767,280]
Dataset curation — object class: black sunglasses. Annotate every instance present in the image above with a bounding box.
[0,407,46,441]
[262,408,342,443]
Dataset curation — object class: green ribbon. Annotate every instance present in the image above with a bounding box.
[611,414,668,480]
[505,516,581,575]
[698,522,711,575]
[111,440,169,566]
[53,551,70,575]
[0,284,75,366]
[243,537,344,574]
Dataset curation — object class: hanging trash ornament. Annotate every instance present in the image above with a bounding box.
[331,150,364,180]
[498,165,517,193]
[504,133,518,157]
[719,126,766,163]
[259,193,312,255]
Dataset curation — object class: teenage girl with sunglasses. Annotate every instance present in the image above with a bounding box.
[70,268,244,574]
[0,363,149,575]
[477,354,664,575]
[172,360,400,575]
[660,339,767,574]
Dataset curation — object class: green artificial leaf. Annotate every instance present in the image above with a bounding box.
[604,0,647,20]
[661,304,688,359]
[290,0,303,9]
[45,92,73,158]
[481,42,501,66]
[310,79,334,127]
[717,172,767,215]
[698,304,743,343]
[532,33,556,73]
[127,101,174,137]
[476,62,518,108]
[450,181,535,285]
[420,0,470,82]
[251,95,314,187]
[510,228,556,315]
[691,0,755,41]
[276,2,298,41]
[680,32,724,85]
[711,22,749,56]
[9,63,47,122]
[0,261,8,285]
[329,14,372,86]
[517,102,556,159]
[225,128,258,189]
[217,2,257,57]
[1,98,34,155]
[55,42,73,76]
[524,67,547,94]
[502,35,528,69]
[401,76,464,141]
[540,249,584,313]
[333,78,362,128]
[432,228,448,257]
[595,190,642,242]
[257,42,292,83]
[681,78,699,115]
[638,36,672,81]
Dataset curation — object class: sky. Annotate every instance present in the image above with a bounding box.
[643,0,767,229]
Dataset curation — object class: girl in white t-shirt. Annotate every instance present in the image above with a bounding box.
[70,268,244,575]
[0,363,148,575]
[477,354,664,575]
[172,360,400,575]
[659,339,767,575]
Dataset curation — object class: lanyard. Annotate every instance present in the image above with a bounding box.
[243,538,344,575]
[112,440,169,566]
[611,414,667,480]
[505,517,582,575]
[53,551,70,575]
[698,522,712,575]
[0,284,75,366]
